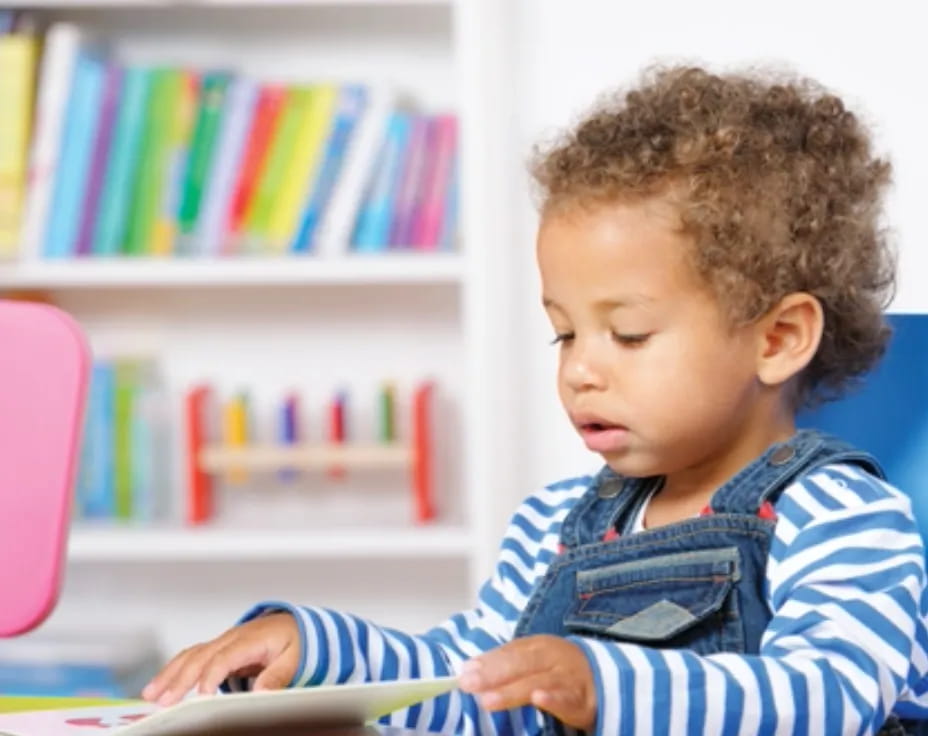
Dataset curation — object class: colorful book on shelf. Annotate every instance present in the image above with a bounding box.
[0,676,458,736]
[74,63,122,257]
[314,86,394,256]
[388,114,430,248]
[152,70,197,257]
[410,113,457,250]
[20,24,80,261]
[123,68,182,256]
[76,362,115,520]
[438,148,458,250]
[112,362,136,520]
[185,385,214,525]
[194,75,257,256]
[266,83,338,253]
[224,83,286,254]
[43,48,107,259]
[91,66,151,257]
[291,84,365,253]
[175,71,230,253]
[351,110,412,252]
[0,30,38,259]
[243,86,304,252]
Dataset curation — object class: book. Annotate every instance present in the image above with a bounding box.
[91,66,151,257]
[351,111,411,252]
[74,63,122,257]
[43,48,107,259]
[265,83,337,253]
[291,84,365,253]
[313,87,394,257]
[0,676,458,736]
[410,114,457,250]
[19,24,80,260]
[0,30,38,258]
[387,114,429,248]
[194,75,257,256]
[176,71,230,252]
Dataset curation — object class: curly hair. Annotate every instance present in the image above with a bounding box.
[531,65,895,407]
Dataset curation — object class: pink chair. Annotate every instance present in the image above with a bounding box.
[0,299,90,637]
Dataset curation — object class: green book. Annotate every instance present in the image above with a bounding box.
[113,360,137,520]
[243,88,307,250]
[122,69,181,255]
[177,71,230,238]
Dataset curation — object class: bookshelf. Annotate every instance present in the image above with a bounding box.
[1,0,520,661]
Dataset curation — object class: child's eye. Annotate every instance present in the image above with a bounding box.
[550,332,574,346]
[612,332,652,346]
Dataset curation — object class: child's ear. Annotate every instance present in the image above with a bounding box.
[755,292,824,387]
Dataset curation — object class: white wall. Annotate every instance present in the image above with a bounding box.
[511,0,928,491]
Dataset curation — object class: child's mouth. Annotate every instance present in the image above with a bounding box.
[577,422,629,453]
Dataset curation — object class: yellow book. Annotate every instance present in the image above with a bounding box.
[265,83,338,252]
[0,34,38,258]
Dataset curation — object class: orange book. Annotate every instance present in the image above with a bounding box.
[223,84,286,252]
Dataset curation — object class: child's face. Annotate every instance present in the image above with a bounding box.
[538,198,773,479]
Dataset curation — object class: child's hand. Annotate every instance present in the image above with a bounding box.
[457,634,597,732]
[141,613,301,706]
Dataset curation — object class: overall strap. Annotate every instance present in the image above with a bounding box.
[558,465,654,548]
[710,428,885,515]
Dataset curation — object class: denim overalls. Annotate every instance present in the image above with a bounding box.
[514,429,917,735]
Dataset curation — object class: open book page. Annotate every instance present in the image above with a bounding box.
[0,677,459,736]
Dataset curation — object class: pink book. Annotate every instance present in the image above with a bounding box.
[75,63,122,257]
[388,115,429,248]
[410,114,457,250]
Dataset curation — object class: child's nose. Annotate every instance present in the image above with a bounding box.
[562,345,609,392]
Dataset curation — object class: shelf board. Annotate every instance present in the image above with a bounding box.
[68,524,473,561]
[0,254,463,289]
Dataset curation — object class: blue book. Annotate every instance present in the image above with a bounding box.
[78,362,115,519]
[439,151,458,251]
[43,50,107,259]
[351,111,411,252]
[92,66,151,257]
[291,85,365,253]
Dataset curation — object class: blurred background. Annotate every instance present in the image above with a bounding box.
[0,0,924,699]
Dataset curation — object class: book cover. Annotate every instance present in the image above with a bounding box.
[43,49,107,259]
[176,71,230,249]
[266,83,338,253]
[351,110,411,252]
[291,84,365,253]
[112,361,137,521]
[243,87,304,253]
[73,63,122,257]
[410,113,457,250]
[123,68,182,256]
[91,66,151,257]
[0,31,38,258]
[223,84,285,254]
[152,70,197,257]
[18,23,79,261]
[387,114,430,248]
[194,75,258,256]
[0,676,457,736]
[76,361,115,520]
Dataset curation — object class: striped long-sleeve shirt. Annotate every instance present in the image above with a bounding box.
[240,463,928,735]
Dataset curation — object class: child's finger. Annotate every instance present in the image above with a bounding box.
[252,644,298,691]
[473,673,552,712]
[142,644,206,702]
[460,636,554,691]
[155,645,223,706]
[196,640,275,695]
[530,686,596,731]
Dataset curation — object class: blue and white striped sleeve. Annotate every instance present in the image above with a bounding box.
[573,464,928,736]
[235,476,593,736]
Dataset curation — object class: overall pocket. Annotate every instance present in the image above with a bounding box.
[563,546,745,655]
